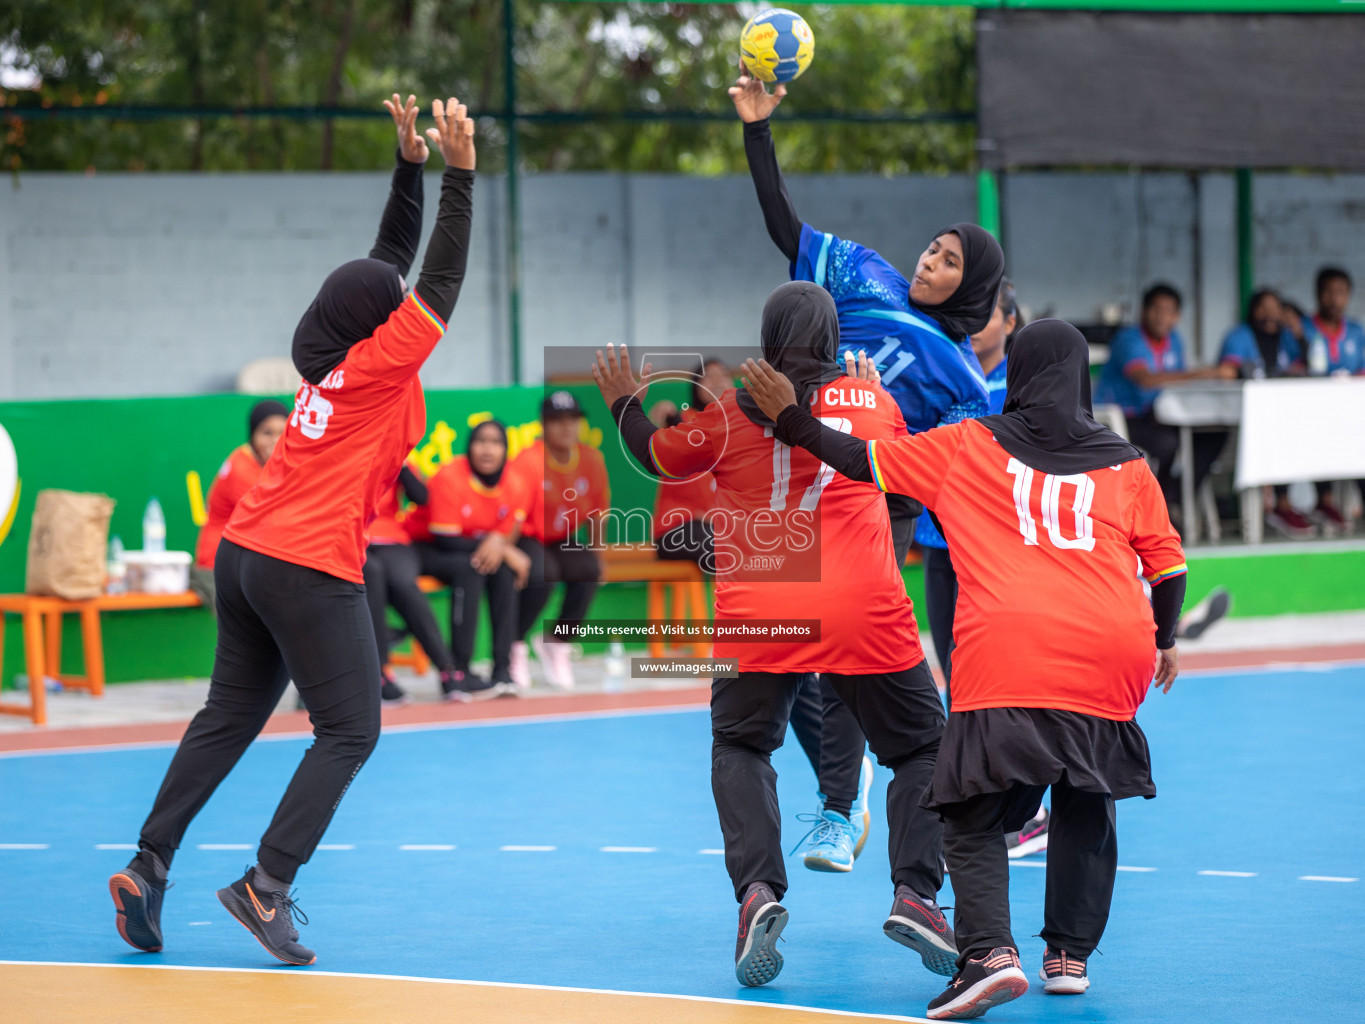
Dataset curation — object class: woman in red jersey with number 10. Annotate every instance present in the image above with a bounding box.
[743,318,1187,1021]
[108,94,477,968]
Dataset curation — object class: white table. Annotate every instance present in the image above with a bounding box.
[1152,382,1243,544]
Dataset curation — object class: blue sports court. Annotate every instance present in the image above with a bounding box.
[3,661,1360,1023]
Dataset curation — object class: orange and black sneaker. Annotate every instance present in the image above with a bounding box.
[216,868,316,965]
[926,946,1029,1020]
[108,866,167,952]
[1039,945,1090,994]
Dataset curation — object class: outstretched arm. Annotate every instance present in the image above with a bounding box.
[370,95,429,277]
[592,344,660,475]
[730,76,801,262]
[413,97,476,323]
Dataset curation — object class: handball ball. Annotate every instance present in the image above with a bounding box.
[740,9,815,85]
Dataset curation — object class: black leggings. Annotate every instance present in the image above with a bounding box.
[363,542,455,672]
[921,545,958,705]
[940,782,1117,967]
[137,540,381,884]
[786,672,867,819]
[655,520,714,573]
[710,662,945,903]
[516,538,602,641]
[418,539,518,678]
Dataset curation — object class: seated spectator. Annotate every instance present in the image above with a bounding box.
[1094,283,1236,520]
[650,358,730,572]
[1218,290,1317,538]
[421,420,529,695]
[191,400,288,613]
[508,391,610,691]
[1291,267,1365,533]
[365,461,486,705]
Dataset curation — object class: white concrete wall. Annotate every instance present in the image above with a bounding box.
[3,169,1365,399]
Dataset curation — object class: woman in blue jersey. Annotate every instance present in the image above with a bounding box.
[730,73,1003,564]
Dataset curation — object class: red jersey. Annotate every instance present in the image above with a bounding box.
[428,456,528,538]
[369,459,426,546]
[649,380,920,674]
[653,407,718,539]
[225,292,445,584]
[195,444,263,569]
[867,419,1187,720]
[509,439,611,544]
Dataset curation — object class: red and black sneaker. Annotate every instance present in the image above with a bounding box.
[108,866,167,952]
[926,946,1029,1020]
[216,868,316,966]
[734,883,788,987]
[1039,945,1090,994]
[883,884,958,976]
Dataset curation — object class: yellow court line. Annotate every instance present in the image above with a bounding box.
[2,962,933,1024]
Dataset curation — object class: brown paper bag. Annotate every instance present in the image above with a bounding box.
[25,489,116,599]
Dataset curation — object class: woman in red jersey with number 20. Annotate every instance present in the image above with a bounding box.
[108,95,477,968]
[743,319,1187,1021]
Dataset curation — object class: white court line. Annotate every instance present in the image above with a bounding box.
[188,921,211,926]
[95,844,139,850]
[601,846,657,853]
[1198,870,1257,877]
[1008,860,1046,868]
[196,844,251,851]
[0,960,935,1023]
[316,844,354,850]
[501,845,556,852]
[698,849,725,855]
[1299,875,1358,883]
[0,843,48,850]
[400,844,455,851]
[1116,866,1158,873]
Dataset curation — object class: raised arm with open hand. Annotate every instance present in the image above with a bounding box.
[592,343,653,411]
[369,95,429,277]
[425,97,476,171]
[728,74,787,123]
[384,93,429,164]
[412,98,476,324]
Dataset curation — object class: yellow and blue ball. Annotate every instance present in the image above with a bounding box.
[739,9,815,85]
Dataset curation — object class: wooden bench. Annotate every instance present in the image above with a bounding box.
[0,591,203,726]
[388,545,710,674]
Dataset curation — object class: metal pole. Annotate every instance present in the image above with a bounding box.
[1236,167,1254,317]
[503,0,523,386]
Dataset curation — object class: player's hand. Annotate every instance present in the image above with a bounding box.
[592,343,653,412]
[503,544,531,589]
[1153,646,1179,693]
[844,349,881,384]
[384,93,429,163]
[648,400,679,428]
[728,74,787,123]
[471,532,507,575]
[425,97,475,170]
[741,358,798,419]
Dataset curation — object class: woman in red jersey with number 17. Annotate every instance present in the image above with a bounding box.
[108,94,477,968]
[743,318,1187,1021]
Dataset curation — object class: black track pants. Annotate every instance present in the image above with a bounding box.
[363,542,455,672]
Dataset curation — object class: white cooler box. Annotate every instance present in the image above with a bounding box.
[123,550,192,594]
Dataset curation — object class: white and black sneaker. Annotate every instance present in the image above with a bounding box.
[1005,807,1050,859]
[883,885,959,976]
[1177,586,1231,641]
[734,883,788,987]
[1039,945,1090,994]
[927,946,1029,1020]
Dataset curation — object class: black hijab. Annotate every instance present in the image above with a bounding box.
[915,224,1005,341]
[977,319,1144,475]
[248,399,288,439]
[738,282,847,428]
[292,258,405,385]
[467,419,509,488]
[1246,289,1283,375]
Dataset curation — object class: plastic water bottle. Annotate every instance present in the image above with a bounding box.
[106,535,127,594]
[604,641,626,693]
[1309,334,1329,376]
[142,497,166,553]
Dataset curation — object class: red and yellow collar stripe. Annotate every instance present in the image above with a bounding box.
[867,440,888,492]
[1145,562,1188,585]
[408,290,446,333]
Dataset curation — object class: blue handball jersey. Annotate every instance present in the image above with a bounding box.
[792,224,990,437]
[915,355,1009,550]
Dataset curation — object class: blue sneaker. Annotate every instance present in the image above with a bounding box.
[850,754,874,860]
[796,809,856,872]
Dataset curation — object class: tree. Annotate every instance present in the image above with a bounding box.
[1,1,976,175]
